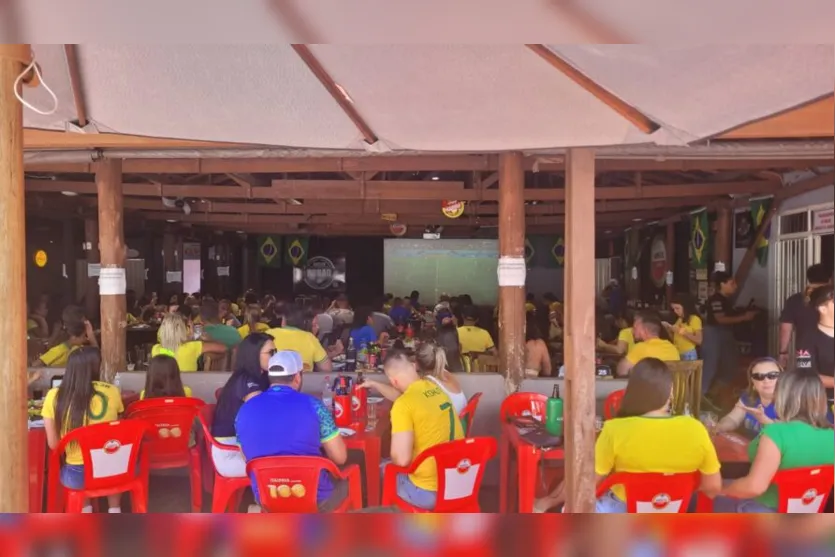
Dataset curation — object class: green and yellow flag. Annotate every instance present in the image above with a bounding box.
[526,235,564,268]
[690,209,709,270]
[751,197,772,267]
[257,235,281,268]
[285,236,309,267]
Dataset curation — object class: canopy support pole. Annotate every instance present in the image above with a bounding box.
[0,45,30,512]
[714,205,732,272]
[563,147,597,513]
[666,221,675,304]
[498,152,526,394]
[96,159,127,382]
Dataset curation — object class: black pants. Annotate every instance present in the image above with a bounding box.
[701,326,739,393]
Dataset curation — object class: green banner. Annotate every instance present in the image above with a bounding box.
[526,235,565,268]
[751,197,772,267]
[285,236,309,267]
[690,210,709,270]
[256,235,281,268]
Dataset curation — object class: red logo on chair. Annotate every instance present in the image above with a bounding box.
[456,458,472,474]
[334,401,344,419]
[651,493,671,510]
[103,440,121,455]
[801,488,818,505]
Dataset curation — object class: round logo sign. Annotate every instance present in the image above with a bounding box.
[456,458,472,474]
[801,488,818,505]
[650,235,667,288]
[651,493,671,510]
[333,401,344,419]
[103,439,122,455]
[34,250,48,268]
[442,200,466,219]
[303,256,336,290]
[351,396,362,411]
[390,223,407,237]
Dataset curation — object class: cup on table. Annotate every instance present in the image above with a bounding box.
[366,400,379,431]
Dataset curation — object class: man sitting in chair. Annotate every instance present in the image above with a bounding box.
[617,311,680,377]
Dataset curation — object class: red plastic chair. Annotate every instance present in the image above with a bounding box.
[125,397,206,512]
[382,437,498,513]
[197,404,251,512]
[48,420,152,513]
[499,392,547,423]
[603,389,625,419]
[595,471,700,513]
[459,392,483,437]
[245,456,362,513]
[771,465,834,513]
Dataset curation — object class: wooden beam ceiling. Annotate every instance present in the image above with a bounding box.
[63,45,88,127]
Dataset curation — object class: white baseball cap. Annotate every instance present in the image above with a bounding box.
[267,350,304,377]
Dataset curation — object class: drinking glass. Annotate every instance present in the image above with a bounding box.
[366,400,378,431]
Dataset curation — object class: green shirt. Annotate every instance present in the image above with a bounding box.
[748,421,834,510]
[203,324,242,349]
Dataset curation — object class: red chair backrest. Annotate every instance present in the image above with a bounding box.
[604,390,625,419]
[499,392,547,423]
[411,437,497,512]
[246,456,343,513]
[459,393,483,437]
[772,465,834,513]
[595,472,700,513]
[53,420,150,491]
[126,397,205,463]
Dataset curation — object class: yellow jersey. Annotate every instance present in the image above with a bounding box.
[39,343,81,367]
[42,381,124,465]
[595,416,721,502]
[151,341,204,372]
[457,326,495,355]
[266,327,327,371]
[626,338,680,365]
[390,379,464,491]
[617,328,636,353]
[237,322,269,339]
[672,316,702,355]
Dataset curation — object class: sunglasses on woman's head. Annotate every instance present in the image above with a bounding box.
[751,371,780,381]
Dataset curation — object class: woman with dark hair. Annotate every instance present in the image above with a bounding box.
[796,285,834,421]
[437,325,466,374]
[210,333,275,478]
[525,317,552,378]
[41,347,125,513]
[666,294,703,361]
[140,355,192,400]
[701,272,757,394]
[717,370,834,512]
[533,358,722,513]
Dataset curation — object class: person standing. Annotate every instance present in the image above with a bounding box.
[778,264,833,368]
[796,285,834,422]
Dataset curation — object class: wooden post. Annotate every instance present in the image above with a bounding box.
[665,221,675,303]
[563,148,597,513]
[84,217,99,320]
[96,160,127,382]
[0,44,30,512]
[497,152,526,394]
[714,206,732,272]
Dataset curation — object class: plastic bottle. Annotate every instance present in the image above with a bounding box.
[545,384,564,436]
[345,338,357,372]
[114,373,122,391]
[322,375,333,408]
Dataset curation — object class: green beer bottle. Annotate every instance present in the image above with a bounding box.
[545,384,564,436]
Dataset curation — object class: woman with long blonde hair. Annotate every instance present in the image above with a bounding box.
[152,313,225,372]
[238,304,269,339]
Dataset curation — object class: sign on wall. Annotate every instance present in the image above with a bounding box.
[812,208,834,232]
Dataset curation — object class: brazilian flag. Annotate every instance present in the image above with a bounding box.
[750,197,772,267]
[690,209,709,270]
[524,238,535,265]
[257,235,281,268]
[285,236,309,267]
[527,235,564,268]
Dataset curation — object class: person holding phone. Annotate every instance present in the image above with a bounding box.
[713,358,781,435]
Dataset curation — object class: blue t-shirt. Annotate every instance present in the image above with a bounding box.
[350,325,377,350]
[389,306,411,326]
[740,393,778,434]
[235,385,339,503]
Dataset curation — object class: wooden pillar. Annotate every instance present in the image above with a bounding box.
[497,152,526,394]
[84,218,99,320]
[714,206,732,272]
[665,221,675,304]
[96,160,126,382]
[563,148,597,513]
[0,44,30,512]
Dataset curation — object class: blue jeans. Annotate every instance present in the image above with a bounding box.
[60,465,85,490]
[681,349,698,361]
[380,462,437,510]
[596,491,627,513]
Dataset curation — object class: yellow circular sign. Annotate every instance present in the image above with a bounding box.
[34,250,48,268]
[442,200,466,219]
